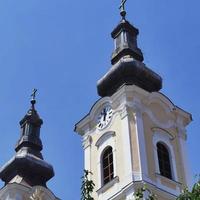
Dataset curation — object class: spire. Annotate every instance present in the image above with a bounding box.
[97,1,162,97]
[15,89,43,155]
[0,90,54,186]
[111,0,144,65]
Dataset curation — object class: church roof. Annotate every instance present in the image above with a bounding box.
[97,2,162,97]
[0,89,54,187]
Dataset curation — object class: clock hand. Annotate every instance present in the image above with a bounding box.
[103,108,107,121]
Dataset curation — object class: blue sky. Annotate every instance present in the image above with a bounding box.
[0,0,199,199]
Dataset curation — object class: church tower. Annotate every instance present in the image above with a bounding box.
[75,2,192,200]
[0,90,60,200]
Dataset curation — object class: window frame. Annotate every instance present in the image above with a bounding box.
[152,129,178,182]
[157,142,173,179]
[96,131,117,189]
[101,146,114,185]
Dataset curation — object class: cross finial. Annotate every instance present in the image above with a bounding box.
[31,88,37,100]
[119,0,127,20]
[30,88,37,106]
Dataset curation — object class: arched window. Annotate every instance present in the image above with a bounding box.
[102,146,114,185]
[157,142,172,179]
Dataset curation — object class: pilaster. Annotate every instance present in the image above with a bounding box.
[119,102,133,184]
[82,135,92,172]
[131,99,148,182]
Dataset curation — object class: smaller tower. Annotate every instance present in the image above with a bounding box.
[0,90,60,200]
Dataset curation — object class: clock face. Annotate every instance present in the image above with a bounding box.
[97,105,113,130]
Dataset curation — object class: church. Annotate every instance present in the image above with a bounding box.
[75,1,192,200]
[0,1,192,200]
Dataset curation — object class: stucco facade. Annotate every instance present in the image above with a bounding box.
[75,84,192,200]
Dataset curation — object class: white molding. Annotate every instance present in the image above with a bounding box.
[82,135,92,171]
[96,176,119,195]
[152,130,181,195]
[99,181,135,200]
[152,127,174,140]
[132,99,149,181]
[97,132,117,190]
[176,118,192,188]
[95,131,116,148]
[120,104,129,119]
[75,85,192,136]
[155,173,181,186]
[143,107,175,129]
[178,135,191,188]
[152,130,178,181]
[120,104,134,184]
[146,92,175,112]
[82,135,92,149]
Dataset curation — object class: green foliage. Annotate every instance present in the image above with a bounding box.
[81,170,95,200]
[80,171,200,200]
[134,184,157,200]
[134,177,200,200]
[177,176,200,200]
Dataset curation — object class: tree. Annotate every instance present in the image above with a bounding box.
[134,185,157,200]
[80,171,200,200]
[81,170,95,200]
[177,177,200,200]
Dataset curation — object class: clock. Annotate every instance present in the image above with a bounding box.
[97,105,113,130]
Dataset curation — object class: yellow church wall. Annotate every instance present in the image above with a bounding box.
[149,102,168,124]
[142,102,187,193]
[110,113,125,183]
[89,112,124,196]
[159,176,177,190]
[90,90,188,198]
[76,85,192,199]
[153,190,176,200]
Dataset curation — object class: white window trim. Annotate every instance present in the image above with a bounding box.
[96,131,117,190]
[95,131,115,149]
[152,129,178,182]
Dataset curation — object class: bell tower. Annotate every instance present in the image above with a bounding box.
[75,2,192,200]
[0,90,60,200]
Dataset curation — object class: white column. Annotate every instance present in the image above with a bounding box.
[178,126,192,188]
[132,100,148,181]
[120,104,133,184]
[83,135,92,172]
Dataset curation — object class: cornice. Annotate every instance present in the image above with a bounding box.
[75,85,192,136]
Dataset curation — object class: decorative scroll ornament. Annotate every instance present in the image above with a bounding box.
[82,135,92,149]
[30,188,45,200]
